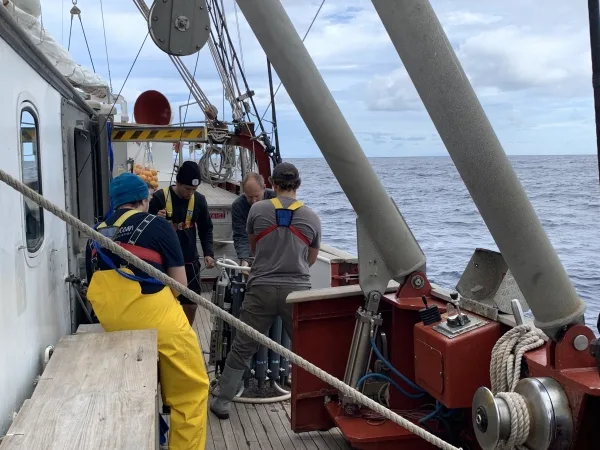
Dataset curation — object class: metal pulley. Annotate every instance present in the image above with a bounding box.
[472,377,572,450]
[148,0,210,56]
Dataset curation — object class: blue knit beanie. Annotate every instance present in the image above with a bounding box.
[109,173,149,208]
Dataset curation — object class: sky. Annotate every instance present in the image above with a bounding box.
[37,0,597,158]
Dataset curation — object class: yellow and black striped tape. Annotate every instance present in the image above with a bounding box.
[111,126,208,142]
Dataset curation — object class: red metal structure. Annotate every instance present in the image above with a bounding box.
[290,270,600,450]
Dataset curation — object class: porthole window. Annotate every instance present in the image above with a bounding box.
[20,108,44,253]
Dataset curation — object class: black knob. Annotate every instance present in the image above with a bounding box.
[450,292,459,301]
[421,295,428,307]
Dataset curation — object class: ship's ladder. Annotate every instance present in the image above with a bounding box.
[0,168,461,450]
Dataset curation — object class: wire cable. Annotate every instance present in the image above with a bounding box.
[356,373,425,400]
[99,0,113,93]
[77,32,149,180]
[260,0,326,121]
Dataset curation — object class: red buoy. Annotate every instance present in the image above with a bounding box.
[133,90,171,125]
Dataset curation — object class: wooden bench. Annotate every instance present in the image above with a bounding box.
[0,327,158,450]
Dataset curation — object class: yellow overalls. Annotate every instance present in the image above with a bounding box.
[87,209,209,450]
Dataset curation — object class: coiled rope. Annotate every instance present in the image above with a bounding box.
[489,324,545,449]
[0,168,460,450]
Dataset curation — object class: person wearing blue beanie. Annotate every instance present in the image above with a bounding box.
[84,172,210,449]
[109,172,151,209]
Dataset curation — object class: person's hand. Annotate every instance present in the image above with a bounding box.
[240,260,249,267]
[157,209,167,217]
[204,256,215,268]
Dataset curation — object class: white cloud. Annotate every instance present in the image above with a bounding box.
[36,0,597,157]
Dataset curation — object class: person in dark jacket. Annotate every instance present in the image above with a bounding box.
[231,172,275,267]
[149,161,215,326]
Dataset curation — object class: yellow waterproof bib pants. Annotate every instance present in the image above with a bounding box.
[87,269,209,449]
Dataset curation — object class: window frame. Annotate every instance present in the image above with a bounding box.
[19,103,45,256]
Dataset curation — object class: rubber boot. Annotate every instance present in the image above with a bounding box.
[210,364,245,420]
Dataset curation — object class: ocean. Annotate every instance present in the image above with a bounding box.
[289,155,600,329]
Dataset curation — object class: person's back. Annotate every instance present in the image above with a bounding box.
[231,172,276,264]
[85,173,209,450]
[85,208,181,292]
[247,196,320,288]
[210,162,321,421]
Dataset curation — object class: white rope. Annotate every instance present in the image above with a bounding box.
[0,168,460,450]
[489,325,545,449]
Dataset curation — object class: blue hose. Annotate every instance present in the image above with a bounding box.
[356,372,425,399]
[369,337,425,394]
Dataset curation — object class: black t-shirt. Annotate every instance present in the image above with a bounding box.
[149,187,214,263]
[85,209,184,295]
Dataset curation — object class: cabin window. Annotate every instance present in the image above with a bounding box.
[20,108,44,253]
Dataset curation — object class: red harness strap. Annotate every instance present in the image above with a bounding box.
[254,224,311,246]
[91,242,163,265]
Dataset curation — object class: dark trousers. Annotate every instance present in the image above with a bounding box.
[225,284,309,371]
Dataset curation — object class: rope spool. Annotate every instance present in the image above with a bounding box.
[472,325,572,450]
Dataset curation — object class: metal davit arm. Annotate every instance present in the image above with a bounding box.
[234,0,426,283]
[371,0,586,339]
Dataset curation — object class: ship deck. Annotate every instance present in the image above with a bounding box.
[192,306,353,450]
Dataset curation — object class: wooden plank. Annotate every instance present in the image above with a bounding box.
[227,402,252,450]
[308,432,332,450]
[205,415,216,450]
[318,431,342,450]
[255,405,287,449]
[238,404,273,450]
[0,391,155,450]
[248,404,283,449]
[32,330,157,400]
[233,403,261,450]
[269,403,309,450]
[75,323,105,334]
[208,409,228,450]
[281,402,327,450]
[261,404,298,450]
[220,411,240,450]
[328,428,351,450]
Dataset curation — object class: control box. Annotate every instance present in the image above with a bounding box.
[413,311,503,408]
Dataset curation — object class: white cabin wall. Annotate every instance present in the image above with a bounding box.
[0,38,70,435]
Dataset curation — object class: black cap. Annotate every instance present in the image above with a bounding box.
[176,161,201,187]
[271,162,299,181]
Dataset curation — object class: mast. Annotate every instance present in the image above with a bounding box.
[588,0,600,190]
[371,0,585,339]
[234,0,425,282]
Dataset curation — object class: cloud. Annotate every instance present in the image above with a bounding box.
[458,26,591,96]
[37,0,596,157]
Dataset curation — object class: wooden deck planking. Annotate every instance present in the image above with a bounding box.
[0,392,155,450]
[194,307,354,450]
[32,330,157,401]
[0,329,158,450]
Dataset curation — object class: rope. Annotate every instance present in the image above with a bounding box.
[489,325,545,449]
[0,169,460,450]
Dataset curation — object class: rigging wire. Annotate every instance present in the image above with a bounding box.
[78,15,96,72]
[77,32,150,180]
[99,0,113,93]
[232,0,245,73]
[67,13,73,50]
[260,0,326,121]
